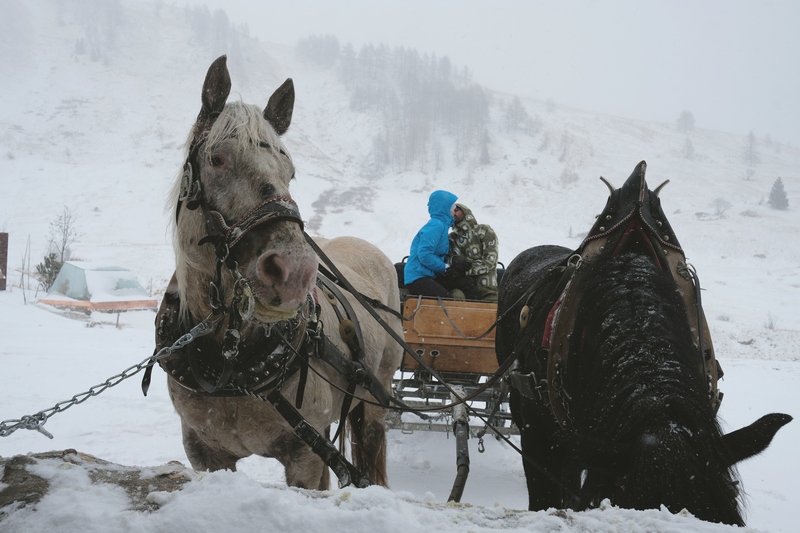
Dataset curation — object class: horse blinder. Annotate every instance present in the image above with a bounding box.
[179,162,202,211]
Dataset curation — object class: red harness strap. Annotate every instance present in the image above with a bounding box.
[541,290,566,349]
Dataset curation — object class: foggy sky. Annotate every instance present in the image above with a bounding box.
[186,0,799,146]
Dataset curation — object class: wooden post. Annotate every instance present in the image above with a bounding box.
[0,233,8,291]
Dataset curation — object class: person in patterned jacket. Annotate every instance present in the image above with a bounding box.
[447,203,499,301]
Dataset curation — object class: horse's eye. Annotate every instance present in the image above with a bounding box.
[209,154,225,167]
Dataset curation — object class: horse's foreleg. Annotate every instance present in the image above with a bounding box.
[347,337,401,488]
[521,431,562,511]
[270,432,331,490]
[181,424,240,472]
[517,398,564,511]
[282,450,330,490]
[348,401,389,487]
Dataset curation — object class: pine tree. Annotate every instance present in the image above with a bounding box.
[479,130,490,165]
[676,110,695,133]
[743,130,760,166]
[505,96,530,132]
[36,252,62,292]
[683,137,695,160]
[768,177,789,210]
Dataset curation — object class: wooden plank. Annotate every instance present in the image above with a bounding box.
[39,299,158,312]
[403,298,496,346]
[401,345,499,373]
[401,297,499,373]
[89,300,158,311]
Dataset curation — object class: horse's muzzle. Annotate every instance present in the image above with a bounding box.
[250,248,317,321]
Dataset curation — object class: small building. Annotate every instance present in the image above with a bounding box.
[39,261,158,313]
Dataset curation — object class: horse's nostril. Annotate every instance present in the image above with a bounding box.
[259,252,288,284]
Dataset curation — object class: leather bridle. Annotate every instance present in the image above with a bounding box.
[169,133,307,388]
[176,136,305,257]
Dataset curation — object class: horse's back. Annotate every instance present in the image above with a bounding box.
[316,236,399,309]
[496,245,571,363]
[315,235,403,375]
[500,245,572,298]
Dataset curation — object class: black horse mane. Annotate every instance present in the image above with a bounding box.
[498,164,790,525]
[555,252,743,524]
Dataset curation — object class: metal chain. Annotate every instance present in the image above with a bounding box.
[0,317,219,439]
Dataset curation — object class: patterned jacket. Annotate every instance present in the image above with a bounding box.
[448,204,499,301]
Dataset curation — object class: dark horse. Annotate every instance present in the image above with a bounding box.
[151,56,403,489]
[496,161,791,525]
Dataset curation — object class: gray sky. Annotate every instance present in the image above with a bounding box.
[187,0,800,146]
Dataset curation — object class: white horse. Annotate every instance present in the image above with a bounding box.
[158,55,402,489]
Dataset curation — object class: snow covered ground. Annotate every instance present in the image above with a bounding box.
[0,291,797,532]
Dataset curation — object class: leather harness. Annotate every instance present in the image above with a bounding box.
[508,162,722,428]
[142,127,397,487]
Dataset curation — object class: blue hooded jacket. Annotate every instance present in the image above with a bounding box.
[404,190,458,285]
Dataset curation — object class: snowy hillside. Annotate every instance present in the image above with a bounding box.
[1,1,799,532]
[3,2,799,302]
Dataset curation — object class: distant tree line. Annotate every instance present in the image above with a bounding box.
[297,34,341,67]
[504,96,541,136]
[63,2,249,74]
[296,35,492,175]
[185,6,248,80]
[59,0,124,64]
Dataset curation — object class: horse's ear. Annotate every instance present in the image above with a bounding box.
[264,78,294,135]
[198,55,231,127]
[722,413,792,466]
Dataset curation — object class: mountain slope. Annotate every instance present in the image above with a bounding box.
[1,0,798,339]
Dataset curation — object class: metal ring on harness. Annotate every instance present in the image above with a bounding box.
[566,253,583,268]
[234,275,255,321]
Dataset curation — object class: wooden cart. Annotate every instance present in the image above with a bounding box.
[388,295,515,436]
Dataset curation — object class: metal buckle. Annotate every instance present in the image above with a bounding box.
[234,276,255,321]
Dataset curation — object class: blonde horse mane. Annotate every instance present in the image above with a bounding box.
[167,101,293,315]
[168,101,290,213]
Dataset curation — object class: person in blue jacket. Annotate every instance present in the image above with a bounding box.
[403,190,476,299]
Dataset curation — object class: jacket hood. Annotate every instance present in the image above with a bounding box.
[427,190,458,221]
[453,203,478,231]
